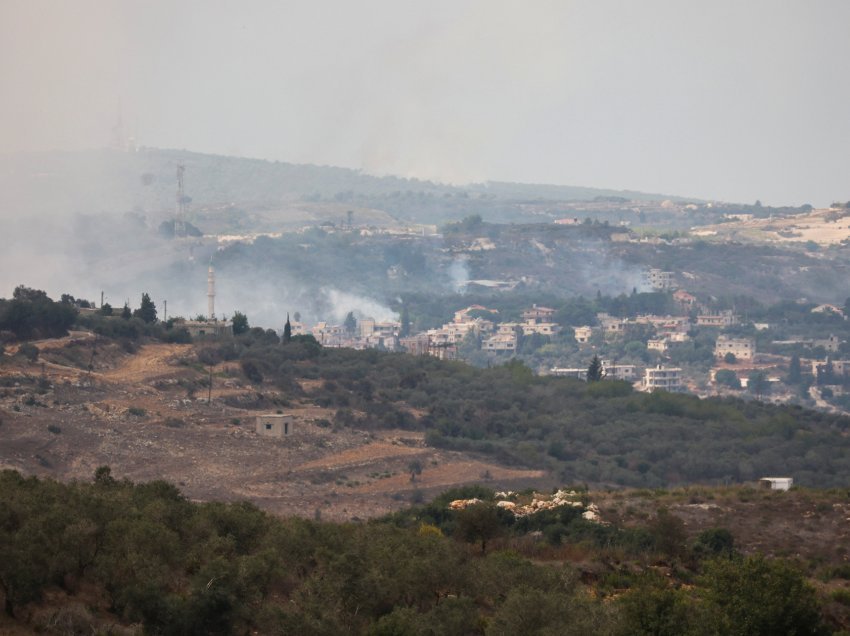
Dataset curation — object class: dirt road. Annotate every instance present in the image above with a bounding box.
[102,343,192,383]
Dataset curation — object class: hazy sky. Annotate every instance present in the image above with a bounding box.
[2,0,848,205]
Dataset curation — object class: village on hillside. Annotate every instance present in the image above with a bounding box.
[269,267,850,411]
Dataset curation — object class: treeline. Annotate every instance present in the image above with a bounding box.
[0,471,833,635]
[0,286,78,341]
[210,340,850,488]
[0,287,195,347]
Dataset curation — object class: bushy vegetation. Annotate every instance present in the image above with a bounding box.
[0,471,834,634]
[227,341,850,488]
[0,286,77,341]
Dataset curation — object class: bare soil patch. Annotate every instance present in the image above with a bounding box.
[0,338,551,521]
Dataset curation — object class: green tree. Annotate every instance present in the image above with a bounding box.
[693,528,735,559]
[586,355,604,382]
[231,311,249,335]
[407,459,423,483]
[100,302,113,316]
[617,575,697,636]
[649,507,687,559]
[748,371,770,399]
[787,354,802,384]
[454,503,503,553]
[17,343,38,362]
[816,360,836,386]
[701,555,827,636]
[121,303,132,320]
[133,293,157,323]
[724,352,737,364]
[283,314,292,344]
[400,304,410,337]
[344,311,357,335]
[12,286,48,302]
[715,369,740,389]
[241,361,263,385]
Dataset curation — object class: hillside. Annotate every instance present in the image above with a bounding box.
[0,148,694,222]
[0,335,547,520]
[1,472,849,634]
[3,308,850,632]
[2,323,850,517]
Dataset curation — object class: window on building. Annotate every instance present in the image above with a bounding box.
[265,423,272,430]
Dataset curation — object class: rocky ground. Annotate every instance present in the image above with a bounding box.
[0,338,547,520]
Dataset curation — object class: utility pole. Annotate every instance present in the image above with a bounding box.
[208,364,213,404]
[100,291,104,308]
[163,300,167,322]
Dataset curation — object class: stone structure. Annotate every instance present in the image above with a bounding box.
[714,335,755,361]
[256,414,294,438]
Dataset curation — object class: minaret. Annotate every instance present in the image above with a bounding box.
[207,262,215,320]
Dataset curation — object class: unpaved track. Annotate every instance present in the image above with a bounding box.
[4,331,95,355]
[296,441,425,472]
[102,343,192,383]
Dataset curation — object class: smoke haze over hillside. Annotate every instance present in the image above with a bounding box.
[2,1,849,206]
[2,2,850,325]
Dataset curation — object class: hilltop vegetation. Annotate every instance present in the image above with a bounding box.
[227,336,850,489]
[3,290,850,491]
[0,471,843,635]
[0,148,685,224]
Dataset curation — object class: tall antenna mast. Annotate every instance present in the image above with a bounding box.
[175,164,186,237]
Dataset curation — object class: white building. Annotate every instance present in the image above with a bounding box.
[483,332,518,352]
[519,319,561,336]
[256,414,294,438]
[573,326,593,344]
[759,477,793,491]
[697,310,738,327]
[602,362,637,381]
[715,335,755,361]
[549,367,588,380]
[645,268,676,291]
[647,338,669,353]
[597,313,629,337]
[521,305,557,322]
[644,365,683,392]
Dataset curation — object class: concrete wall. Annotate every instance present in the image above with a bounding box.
[256,414,294,437]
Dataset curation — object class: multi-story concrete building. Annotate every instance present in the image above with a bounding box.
[549,367,588,380]
[518,319,561,336]
[697,310,738,327]
[521,305,557,322]
[634,314,691,334]
[644,365,683,392]
[648,338,669,353]
[673,289,697,311]
[483,332,517,352]
[811,358,850,384]
[602,362,638,381]
[714,335,755,361]
[645,268,676,291]
[177,319,233,339]
[597,313,629,337]
[573,326,593,344]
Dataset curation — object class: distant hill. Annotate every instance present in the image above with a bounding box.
[468,180,697,203]
[0,148,697,221]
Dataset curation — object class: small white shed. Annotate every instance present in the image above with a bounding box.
[759,477,793,491]
[256,414,294,438]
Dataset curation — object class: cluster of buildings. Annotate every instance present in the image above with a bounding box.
[292,318,403,351]
[400,304,563,357]
[271,270,849,400]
